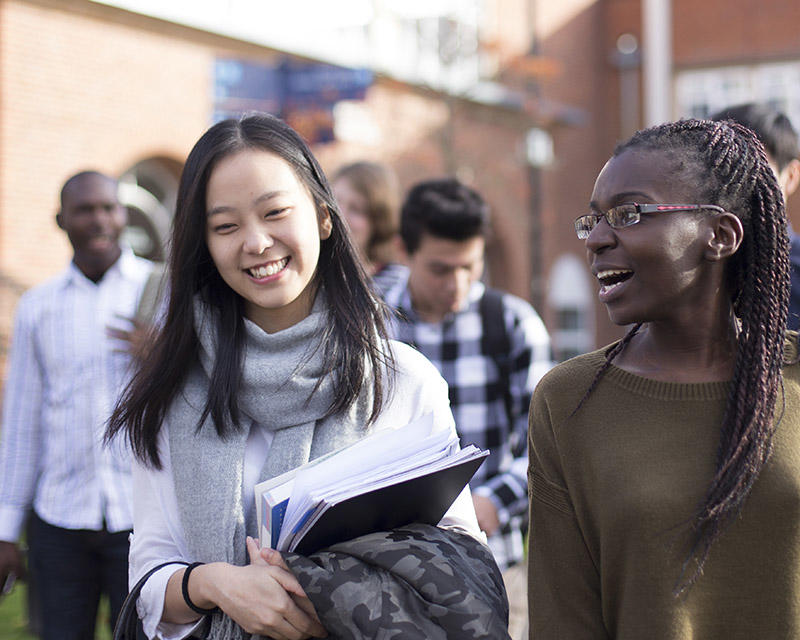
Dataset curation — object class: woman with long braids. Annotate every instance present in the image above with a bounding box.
[106,114,510,640]
[527,118,800,638]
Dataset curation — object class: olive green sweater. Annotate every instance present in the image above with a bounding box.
[528,339,800,639]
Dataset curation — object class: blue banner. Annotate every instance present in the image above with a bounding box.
[214,57,373,144]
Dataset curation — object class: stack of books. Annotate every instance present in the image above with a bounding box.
[255,413,487,555]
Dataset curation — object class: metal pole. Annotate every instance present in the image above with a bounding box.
[642,0,672,126]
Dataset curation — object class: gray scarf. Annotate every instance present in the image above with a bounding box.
[168,294,373,639]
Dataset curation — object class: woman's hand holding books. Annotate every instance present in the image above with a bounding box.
[174,537,327,640]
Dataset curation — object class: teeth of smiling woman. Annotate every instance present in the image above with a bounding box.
[596,269,633,295]
[249,257,288,278]
[596,269,633,282]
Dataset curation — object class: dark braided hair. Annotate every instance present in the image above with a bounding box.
[579,118,790,592]
[571,323,642,416]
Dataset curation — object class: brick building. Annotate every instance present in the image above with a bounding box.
[0,0,555,376]
[534,0,800,355]
[2,0,800,375]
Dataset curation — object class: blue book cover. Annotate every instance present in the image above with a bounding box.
[262,495,290,549]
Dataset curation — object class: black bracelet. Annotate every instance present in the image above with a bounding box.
[181,562,220,615]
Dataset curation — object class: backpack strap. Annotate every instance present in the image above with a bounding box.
[479,288,513,429]
[134,261,167,325]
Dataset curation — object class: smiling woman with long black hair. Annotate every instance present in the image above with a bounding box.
[527,118,800,639]
[104,114,511,640]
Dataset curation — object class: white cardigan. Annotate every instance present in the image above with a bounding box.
[129,341,483,640]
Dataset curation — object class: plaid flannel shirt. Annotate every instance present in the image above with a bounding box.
[382,274,552,568]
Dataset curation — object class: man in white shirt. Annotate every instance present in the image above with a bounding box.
[0,171,154,639]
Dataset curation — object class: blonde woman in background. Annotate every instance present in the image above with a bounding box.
[332,161,407,296]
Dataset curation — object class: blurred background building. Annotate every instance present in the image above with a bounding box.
[1,0,799,375]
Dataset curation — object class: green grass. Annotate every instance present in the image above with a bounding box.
[0,584,112,639]
[0,585,35,639]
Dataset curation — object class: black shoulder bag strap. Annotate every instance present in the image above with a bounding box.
[479,288,514,429]
[113,561,190,640]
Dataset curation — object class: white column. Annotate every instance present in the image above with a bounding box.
[642,0,672,126]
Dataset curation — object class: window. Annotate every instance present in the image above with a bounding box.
[675,61,800,127]
[555,307,582,331]
[548,254,594,362]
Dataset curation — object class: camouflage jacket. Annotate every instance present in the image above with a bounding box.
[284,524,510,639]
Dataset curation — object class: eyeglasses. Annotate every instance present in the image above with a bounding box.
[574,203,726,239]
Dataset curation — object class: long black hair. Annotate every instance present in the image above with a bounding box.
[107,114,393,468]
[578,118,790,591]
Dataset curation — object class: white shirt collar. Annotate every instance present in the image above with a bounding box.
[62,245,138,288]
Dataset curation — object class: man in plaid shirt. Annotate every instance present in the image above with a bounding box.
[381,178,552,569]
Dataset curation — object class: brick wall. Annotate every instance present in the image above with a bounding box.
[316,80,538,304]
[0,0,542,379]
[0,0,213,290]
[672,0,800,66]
[5,0,800,366]
[535,0,622,346]
[535,0,800,350]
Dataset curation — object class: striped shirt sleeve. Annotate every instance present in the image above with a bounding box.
[0,294,44,542]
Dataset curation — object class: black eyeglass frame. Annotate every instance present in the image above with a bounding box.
[574,203,727,239]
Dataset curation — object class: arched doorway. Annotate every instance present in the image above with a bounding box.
[118,156,182,261]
